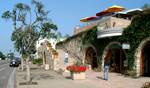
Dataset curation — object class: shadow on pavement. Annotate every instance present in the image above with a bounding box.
[33,73,55,80]
[65,76,72,79]
[19,82,38,85]
[96,76,103,80]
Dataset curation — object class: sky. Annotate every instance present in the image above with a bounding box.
[0,0,149,56]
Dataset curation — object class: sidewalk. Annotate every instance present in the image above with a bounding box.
[16,65,150,88]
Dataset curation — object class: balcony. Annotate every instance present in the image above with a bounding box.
[97,27,123,38]
[74,16,130,35]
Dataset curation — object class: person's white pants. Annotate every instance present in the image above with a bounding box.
[103,65,109,80]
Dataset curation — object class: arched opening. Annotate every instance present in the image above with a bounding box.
[104,43,126,73]
[85,47,98,69]
[141,41,150,77]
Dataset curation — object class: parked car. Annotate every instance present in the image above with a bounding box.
[9,59,19,67]
[15,57,21,64]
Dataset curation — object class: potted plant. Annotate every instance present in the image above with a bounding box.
[66,63,87,80]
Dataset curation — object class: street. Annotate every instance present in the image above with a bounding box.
[0,60,15,88]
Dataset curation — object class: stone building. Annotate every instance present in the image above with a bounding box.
[56,8,150,77]
[35,38,66,70]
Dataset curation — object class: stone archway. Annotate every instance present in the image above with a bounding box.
[85,47,98,69]
[102,42,126,73]
[135,38,150,77]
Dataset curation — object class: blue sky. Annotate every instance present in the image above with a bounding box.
[0,0,149,55]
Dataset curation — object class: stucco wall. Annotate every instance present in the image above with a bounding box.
[110,17,131,28]
[74,17,131,35]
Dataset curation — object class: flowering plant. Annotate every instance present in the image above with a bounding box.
[66,65,87,73]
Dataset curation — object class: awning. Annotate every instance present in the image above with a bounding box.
[80,16,98,22]
[96,5,125,16]
[80,5,125,22]
[96,11,111,16]
[96,11,115,17]
[105,5,125,12]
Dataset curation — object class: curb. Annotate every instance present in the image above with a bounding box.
[7,68,16,88]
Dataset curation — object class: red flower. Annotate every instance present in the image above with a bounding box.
[66,65,87,73]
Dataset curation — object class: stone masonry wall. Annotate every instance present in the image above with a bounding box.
[56,35,85,70]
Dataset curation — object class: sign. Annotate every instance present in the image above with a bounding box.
[122,43,130,49]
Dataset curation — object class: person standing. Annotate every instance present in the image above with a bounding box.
[103,49,111,80]
[103,59,110,80]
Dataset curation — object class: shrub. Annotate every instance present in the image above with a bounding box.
[32,58,42,65]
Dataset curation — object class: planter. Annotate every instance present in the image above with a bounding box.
[71,72,86,80]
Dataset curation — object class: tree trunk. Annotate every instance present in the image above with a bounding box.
[44,51,46,64]
[21,57,24,71]
[42,52,46,66]
[26,57,31,83]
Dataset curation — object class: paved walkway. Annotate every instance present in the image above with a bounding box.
[16,65,150,88]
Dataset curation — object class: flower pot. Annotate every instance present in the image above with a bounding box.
[71,72,86,80]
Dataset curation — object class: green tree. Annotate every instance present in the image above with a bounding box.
[64,34,70,38]
[0,51,6,60]
[2,0,57,83]
[7,52,15,60]
[141,3,150,10]
[55,32,62,42]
